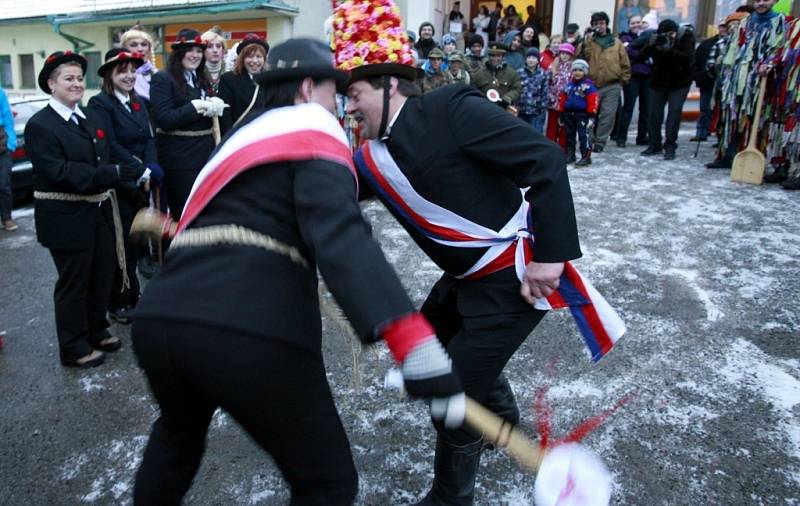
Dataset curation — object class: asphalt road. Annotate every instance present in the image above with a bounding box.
[1,127,798,505]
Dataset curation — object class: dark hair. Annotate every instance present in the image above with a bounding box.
[168,46,210,96]
[234,44,267,75]
[505,5,517,16]
[479,5,489,16]
[590,11,610,24]
[735,5,755,13]
[261,77,328,109]
[102,60,139,97]
[366,76,421,98]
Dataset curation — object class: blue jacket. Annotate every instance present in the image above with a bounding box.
[516,66,549,115]
[0,89,17,152]
[559,77,599,114]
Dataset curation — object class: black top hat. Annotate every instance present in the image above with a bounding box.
[38,51,87,94]
[171,28,207,50]
[236,33,269,55]
[97,48,145,77]
[254,38,348,92]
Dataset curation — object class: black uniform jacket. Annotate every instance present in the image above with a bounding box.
[25,105,120,251]
[87,91,156,168]
[149,71,215,174]
[217,71,264,136]
[135,110,416,352]
[360,85,582,314]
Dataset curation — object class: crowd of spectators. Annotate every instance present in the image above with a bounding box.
[408,0,799,188]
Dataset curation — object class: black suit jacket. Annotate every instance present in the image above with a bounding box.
[360,85,582,314]
[87,91,156,168]
[149,71,215,174]
[25,104,120,250]
[217,71,263,136]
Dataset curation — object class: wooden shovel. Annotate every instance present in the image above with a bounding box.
[731,78,767,185]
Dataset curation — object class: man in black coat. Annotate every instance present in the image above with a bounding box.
[640,20,696,160]
[344,49,581,506]
[25,52,144,367]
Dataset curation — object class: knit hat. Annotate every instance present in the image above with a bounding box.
[657,19,679,33]
[525,47,540,59]
[725,12,749,25]
[642,10,659,30]
[558,42,576,55]
[468,33,484,47]
[418,21,435,37]
[571,59,589,73]
[333,0,420,83]
[441,33,457,46]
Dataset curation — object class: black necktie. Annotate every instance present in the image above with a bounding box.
[70,113,80,125]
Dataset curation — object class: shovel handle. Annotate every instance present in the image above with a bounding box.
[746,78,767,150]
[212,116,221,146]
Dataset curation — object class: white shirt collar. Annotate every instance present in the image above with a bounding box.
[382,99,407,139]
[184,70,196,87]
[48,97,86,122]
[114,89,131,105]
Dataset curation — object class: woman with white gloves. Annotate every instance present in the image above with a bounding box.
[150,28,226,220]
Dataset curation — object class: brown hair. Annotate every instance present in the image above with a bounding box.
[49,62,84,85]
[102,61,139,96]
[233,44,267,75]
[366,76,421,98]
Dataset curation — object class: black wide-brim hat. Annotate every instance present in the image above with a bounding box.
[237,33,270,55]
[348,63,422,87]
[171,28,207,50]
[38,51,88,94]
[254,38,348,93]
[97,48,145,77]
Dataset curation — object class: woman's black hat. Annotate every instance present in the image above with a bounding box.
[236,33,269,55]
[97,48,145,77]
[38,51,88,94]
[171,28,207,50]
[254,38,348,92]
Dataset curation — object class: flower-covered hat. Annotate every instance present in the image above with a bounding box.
[331,0,420,84]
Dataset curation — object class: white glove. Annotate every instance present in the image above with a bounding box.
[207,96,228,117]
[191,99,211,115]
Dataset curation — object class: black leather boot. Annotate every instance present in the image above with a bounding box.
[416,438,483,505]
[566,146,576,163]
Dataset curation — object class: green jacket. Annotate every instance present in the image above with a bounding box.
[471,62,522,105]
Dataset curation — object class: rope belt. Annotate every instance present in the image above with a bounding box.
[155,128,214,137]
[170,224,310,270]
[34,190,129,291]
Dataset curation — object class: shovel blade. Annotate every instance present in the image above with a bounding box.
[730,149,765,185]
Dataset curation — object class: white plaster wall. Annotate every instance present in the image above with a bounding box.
[569,0,617,33]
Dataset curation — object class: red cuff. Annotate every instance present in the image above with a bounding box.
[380,312,435,363]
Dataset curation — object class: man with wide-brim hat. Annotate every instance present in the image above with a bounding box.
[129,37,463,504]
[340,1,622,504]
[25,50,143,367]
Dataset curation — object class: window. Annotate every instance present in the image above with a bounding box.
[0,56,11,89]
[84,51,102,89]
[19,54,35,89]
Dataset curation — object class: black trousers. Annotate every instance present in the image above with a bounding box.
[616,75,651,144]
[48,207,115,362]
[131,318,358,505]
[164,169,201,221]
[562,111,591,156]
[421,274,546,446]
[648,86,690,151]
[109,193,144,309]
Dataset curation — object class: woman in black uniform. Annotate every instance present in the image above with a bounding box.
[218,33,268,135]
[131,39,464,505]
[149,28,223,220]
[88,49,163,323]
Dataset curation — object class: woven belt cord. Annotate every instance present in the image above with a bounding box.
[34,190,129,291]
[170,224,310,270]
[155,128,214,137]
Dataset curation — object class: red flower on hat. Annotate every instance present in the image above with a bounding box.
[119,52,130,60]
[46,55,56,64]
[96,128,105,139]
[132,102,141,112]
[194,36,202,44]
[64,50,74,56]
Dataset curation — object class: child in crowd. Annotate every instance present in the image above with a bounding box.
[516,48,549,133]
[558,59,598,167]
[545,42,575,148]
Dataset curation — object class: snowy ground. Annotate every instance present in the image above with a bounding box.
[0,125,798,505]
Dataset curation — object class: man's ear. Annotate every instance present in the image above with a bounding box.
[297,77,315,104]
[389,76,400,97]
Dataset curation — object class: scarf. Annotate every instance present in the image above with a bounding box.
[593,32,616,50]
[206,60,222,81]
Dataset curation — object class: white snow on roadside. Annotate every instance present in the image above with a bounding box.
[665,268,723,321]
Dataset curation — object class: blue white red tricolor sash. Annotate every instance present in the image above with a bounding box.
[355,140,625,361]
[177,103,357,233]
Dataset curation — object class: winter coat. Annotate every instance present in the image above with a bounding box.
[540,48,556,70]
[465,54,487,75]
[415,38,438,62]
[578,34,631,87]
[692,35,720,90]
[87,91,156,170]
[218,71,265,136]
[547,59,573,109]
[619,31,652,77]
[643,29,695,90]
[471,61,522,105]
[516,66,549,115]
[559,77,599,114]
[420,68,454,93]
[502,30,525,70]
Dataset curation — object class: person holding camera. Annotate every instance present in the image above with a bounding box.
[577,11,630,153]
[640,20,695,161]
